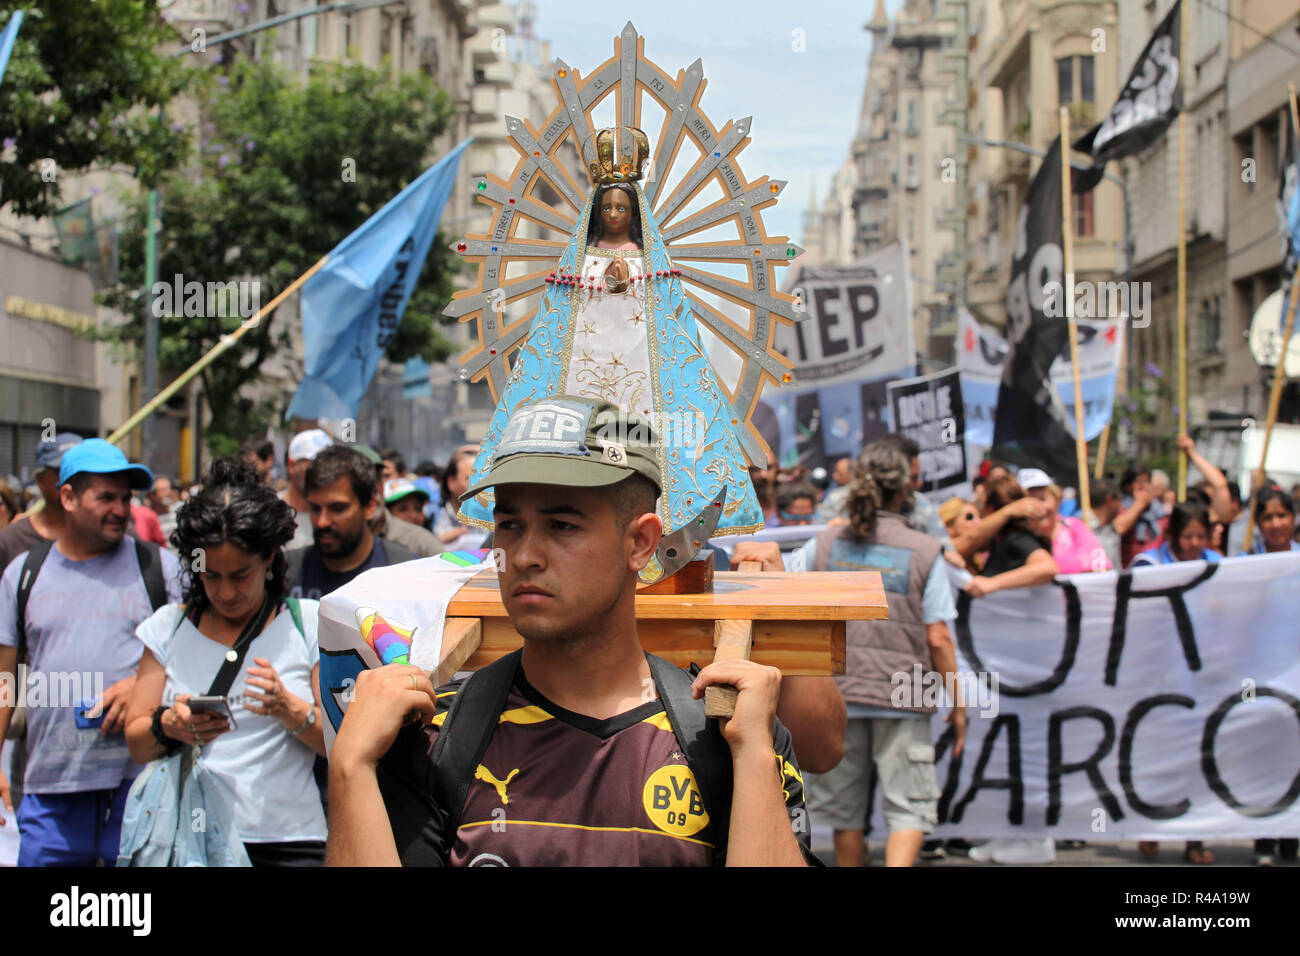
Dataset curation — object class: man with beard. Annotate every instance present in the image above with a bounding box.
[287,446,415,601]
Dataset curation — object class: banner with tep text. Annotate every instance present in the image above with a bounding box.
[835,553,1300,839]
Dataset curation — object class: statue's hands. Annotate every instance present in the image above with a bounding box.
[604,258,630,292]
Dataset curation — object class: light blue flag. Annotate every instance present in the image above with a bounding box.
[289,139,470,419]
[0,10,24,88]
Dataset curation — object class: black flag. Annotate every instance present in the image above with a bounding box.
[992,140,1077,483]
[1073,0,1181,193]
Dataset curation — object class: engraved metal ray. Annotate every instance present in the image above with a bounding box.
[446,22,803,466]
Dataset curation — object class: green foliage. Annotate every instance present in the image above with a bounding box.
[1104,363,1177,476]
[0,0,190,217]
[99,57,457,454]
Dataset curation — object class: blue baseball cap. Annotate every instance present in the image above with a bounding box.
[59,439,153,490]
[34,433,83,472]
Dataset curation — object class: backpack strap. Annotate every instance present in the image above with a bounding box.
[133,539,168,612]
[647,653,734,866]
[203,594,276,699]
[285,597,304,637]
[429,649,521,852]
[14,539,55,662]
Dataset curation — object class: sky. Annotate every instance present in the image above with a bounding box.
[525,1,905,246]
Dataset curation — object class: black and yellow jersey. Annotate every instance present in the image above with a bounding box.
[376,665,811,867]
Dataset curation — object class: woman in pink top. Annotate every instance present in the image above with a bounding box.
[1035,485,1111,573]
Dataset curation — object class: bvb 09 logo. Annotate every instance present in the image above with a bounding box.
[642,765,709,836]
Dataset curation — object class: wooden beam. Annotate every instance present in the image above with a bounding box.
[704,617,754,718]
[432,617,482,687]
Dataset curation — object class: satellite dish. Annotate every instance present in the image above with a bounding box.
[1248,288,1300,378]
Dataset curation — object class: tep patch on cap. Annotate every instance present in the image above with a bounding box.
[461,396,661,502]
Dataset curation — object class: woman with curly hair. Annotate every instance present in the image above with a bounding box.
[125,457,327,866]
[791,439,966,867]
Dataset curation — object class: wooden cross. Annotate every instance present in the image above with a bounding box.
[430,557,886,718]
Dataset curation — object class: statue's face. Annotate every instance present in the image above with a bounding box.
[599,188,633,237]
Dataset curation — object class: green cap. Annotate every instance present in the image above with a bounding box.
[461,396,661,502]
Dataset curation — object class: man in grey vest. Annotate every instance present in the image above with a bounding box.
[790,439,967,866]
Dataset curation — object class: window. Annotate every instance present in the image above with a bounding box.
[1057,58,1073,108]
[906,99,917,136]
[1073,190,1094,238]
[1080,56,1094,104]
[1057,54,1095,106]
[1266,112,1283,180]
[1198,295,1221,354]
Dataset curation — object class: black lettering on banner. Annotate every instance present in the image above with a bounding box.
[1202,688,1300,817]
[949,714,1024,825]
[934,723,961,823]
[1104,565,1216,685]
[814,286,846,359]
[1119,694,1194,819]
[845,284,879,351]
[1047,707,1123,825]
[955,582,1082,697]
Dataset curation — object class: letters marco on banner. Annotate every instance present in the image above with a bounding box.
[762,242,915,470]
[874,553,1300,841]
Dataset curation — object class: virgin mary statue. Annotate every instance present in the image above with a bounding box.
[457,127,764,569]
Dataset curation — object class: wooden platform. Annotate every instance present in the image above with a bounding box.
[442,569,887,677]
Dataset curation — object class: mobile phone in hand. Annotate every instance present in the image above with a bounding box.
[185,695,238,731]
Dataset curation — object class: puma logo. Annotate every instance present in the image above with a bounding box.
[475,764,520,805]
[775,754,803,801]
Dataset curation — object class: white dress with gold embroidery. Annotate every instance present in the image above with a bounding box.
[563,247,654,418]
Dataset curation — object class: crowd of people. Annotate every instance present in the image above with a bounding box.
[0,420,1296,868]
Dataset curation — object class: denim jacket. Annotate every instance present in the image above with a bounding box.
[116,745,250,867]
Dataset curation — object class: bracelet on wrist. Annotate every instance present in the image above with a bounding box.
[151,706,183,755]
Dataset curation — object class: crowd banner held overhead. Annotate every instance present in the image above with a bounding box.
[764,242,914,470]
[288,139,471,420]
[956,308,1008,448]
[961,309,1124,447]
[919,553,1300,840]
[991,141,1076,483]
[1072,0,1182,193]
[887,367,967,492]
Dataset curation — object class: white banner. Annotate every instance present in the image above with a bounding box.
[914,554,1300,839]
[761,243,915,468]
[958,310,1123,448]
[316,553,493,752]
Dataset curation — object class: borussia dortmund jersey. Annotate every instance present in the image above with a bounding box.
[377,667,811,866]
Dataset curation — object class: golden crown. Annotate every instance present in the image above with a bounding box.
[585,127,651,185]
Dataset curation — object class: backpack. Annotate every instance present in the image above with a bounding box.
[14,537,168,660]
[7,538,169,806]
[429,649,734,866]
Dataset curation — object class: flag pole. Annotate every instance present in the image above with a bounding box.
[1175,0,1189,501]
[1241,82,1300,551]
[106,254,330,445]
[1059,106,1092,523]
